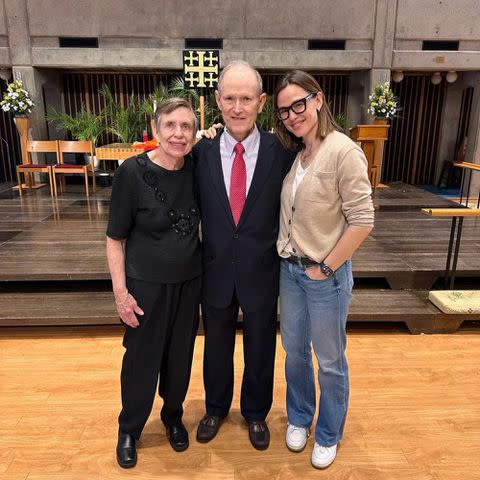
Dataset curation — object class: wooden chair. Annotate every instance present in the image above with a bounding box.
[16,140,58,196]
[53,141,96,196]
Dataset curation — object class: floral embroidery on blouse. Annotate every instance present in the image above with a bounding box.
[137,155,199,237]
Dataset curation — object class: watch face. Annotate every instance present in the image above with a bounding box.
[320,262,334,277]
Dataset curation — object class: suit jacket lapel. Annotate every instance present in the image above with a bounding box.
[237,130,275,228]
[205,135,236,227]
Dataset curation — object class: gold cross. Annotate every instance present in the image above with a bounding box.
[204,72,217,88]
[184,51,198,66]
[184,71,198,87]
[204,51,217,67]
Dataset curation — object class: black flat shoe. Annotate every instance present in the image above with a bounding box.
[166,422,189,452]
[116,430,137,468]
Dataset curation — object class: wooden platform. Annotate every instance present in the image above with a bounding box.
[1,181,480,333]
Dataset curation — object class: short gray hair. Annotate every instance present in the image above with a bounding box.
[217,60,263,95]
[153,97,198,132]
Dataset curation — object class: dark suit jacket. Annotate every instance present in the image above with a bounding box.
[193,128,294,311]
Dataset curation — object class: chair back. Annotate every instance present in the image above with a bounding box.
[59,140,94,155]
[58,140,94,166]
[25,140,59,165]
[26,140,59,154]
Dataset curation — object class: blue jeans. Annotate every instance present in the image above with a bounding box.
[279,259,353,447]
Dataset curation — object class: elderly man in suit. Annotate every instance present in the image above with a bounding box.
[193,61,293,450]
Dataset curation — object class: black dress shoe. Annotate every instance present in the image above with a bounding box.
[116,430,137,468]
[166,422,189,452]
[247,421,270,450]
[196,414,224,443]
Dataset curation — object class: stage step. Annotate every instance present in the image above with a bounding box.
[0,292,117,326]
[1,290,479,333]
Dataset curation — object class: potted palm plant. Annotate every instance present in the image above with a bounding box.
[46,106,105,169]
[47,106,105,144]
[100,85,145,147]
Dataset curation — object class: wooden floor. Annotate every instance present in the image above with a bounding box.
[1,325,479,480]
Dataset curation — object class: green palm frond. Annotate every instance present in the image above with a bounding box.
[105,91,145,143]
[201,93,221,127]
[141,83,171,116]
[46,106,105,145]
[257,95,276,132]
[169,76,200,102]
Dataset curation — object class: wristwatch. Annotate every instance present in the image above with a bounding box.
[319,262,335,278]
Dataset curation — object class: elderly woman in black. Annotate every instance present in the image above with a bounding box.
[106,98,201,468]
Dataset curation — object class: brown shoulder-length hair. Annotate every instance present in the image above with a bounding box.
[274,70,340,152]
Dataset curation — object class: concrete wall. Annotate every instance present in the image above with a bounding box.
[0,0,478,184]
[0,0,472,71]
[396,0,480,40]
[0,0,7,36]
[25,0,374,39]
[393,0,480,71]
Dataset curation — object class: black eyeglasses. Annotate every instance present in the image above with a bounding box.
[275,92,316,120]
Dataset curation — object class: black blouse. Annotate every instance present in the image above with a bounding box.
[107,153,201,283]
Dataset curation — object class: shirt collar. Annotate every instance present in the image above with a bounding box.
[223,124,260,156]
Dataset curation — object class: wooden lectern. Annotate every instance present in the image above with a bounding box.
[349,124,390,189]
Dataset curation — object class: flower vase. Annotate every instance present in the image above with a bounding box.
[374,118,388,125]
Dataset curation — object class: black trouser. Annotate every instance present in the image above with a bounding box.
[118,275,201,439]
[202,294,277,422]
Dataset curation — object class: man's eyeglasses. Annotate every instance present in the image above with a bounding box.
[220,95,256,107]
[275,92,316,121]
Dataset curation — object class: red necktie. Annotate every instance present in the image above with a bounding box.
[229,142,246,225]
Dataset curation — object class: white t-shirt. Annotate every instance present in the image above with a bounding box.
[292,159,310,200]
[286,159,311,256]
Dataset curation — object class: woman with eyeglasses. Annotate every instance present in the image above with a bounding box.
[274,70,374,469]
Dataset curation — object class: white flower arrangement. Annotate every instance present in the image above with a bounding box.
[1,79,34,115]
[367,81,398,119]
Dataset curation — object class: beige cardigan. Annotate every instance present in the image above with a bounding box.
[277,130,374,262]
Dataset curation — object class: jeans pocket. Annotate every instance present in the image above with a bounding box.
[304,267,330,282]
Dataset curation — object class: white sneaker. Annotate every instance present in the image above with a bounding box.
[311,442,337,469]
[286,423,310,452]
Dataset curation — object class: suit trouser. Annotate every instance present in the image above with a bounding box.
[202,293,277,422]
[118,275,201,439]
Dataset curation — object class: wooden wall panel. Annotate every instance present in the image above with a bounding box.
[455,86,473,154]
[382,74,447,185]
[260,71,350,118]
